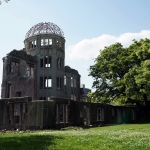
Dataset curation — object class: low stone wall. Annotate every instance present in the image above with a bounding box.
[0,97,138,130]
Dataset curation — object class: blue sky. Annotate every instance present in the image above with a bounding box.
[0,0,150,94]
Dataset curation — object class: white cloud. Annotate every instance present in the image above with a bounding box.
[66,30,150,60]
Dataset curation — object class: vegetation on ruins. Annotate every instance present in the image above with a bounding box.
[0,124,150,149]
[89,38,150,108]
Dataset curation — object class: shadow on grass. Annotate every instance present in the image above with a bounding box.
[0,133,62,150]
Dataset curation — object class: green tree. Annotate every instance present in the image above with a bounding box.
[88,92,98,103]
[0,0,10,5]
[89,38,150,108]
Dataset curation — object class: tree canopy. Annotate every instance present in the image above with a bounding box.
[0,0,10,5]
[89,38,150,106]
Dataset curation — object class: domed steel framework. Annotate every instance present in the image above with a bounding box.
[25,22,64,39]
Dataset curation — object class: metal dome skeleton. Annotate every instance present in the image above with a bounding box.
[25,22,64,39]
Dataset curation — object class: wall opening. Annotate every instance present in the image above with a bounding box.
[7,83,11,98]
[45,77,52,88]
[9,59,20,75]
[45,56,52,67]
[8,103,26,124]
[64,76,66,85]
[39,97,46,100]
[29,40,36,49]
[56,104,68,124]
[57,57,63,69]
[57,77,62,89]
[71,77,73,87]
[26,64,34,77]
[40,76,52,88]
[40,56,52,68]
[56,40,62,48]
[41,38,52,46]
[97,108,104,121]
[14,103,20,123]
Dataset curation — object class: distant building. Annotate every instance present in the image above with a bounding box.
[80,84,91,102]
[81,84,91,95]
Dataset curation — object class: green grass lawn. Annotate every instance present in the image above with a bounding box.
[0,124,150,150]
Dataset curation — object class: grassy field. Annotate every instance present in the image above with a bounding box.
[0,124,150,150]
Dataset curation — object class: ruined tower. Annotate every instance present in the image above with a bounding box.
[1,22,81,100]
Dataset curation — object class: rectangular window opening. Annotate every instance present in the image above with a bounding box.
[7,83,11,98]
[97,108,104,121]
[45,39,48,45]
[45,77,52,88]
[41,39,44,46]
[9,103,26,124]
[26,64,34,77]
[45,56,52,67]
[41,39,52,46]
[10,61,19,73]
[14,103,20,123]
[71,77,73,87]
[49,39,52,46]
[56,104,68,123]
[64,76,67,85]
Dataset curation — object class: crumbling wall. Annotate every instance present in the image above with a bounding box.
[65,66,81,100]
[26,100,55,129]
[1,50,36,99]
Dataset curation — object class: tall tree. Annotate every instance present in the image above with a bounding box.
[89,38,150,107]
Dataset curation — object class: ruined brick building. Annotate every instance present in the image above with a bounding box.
[1,22,80,100]
[0,22,138,130]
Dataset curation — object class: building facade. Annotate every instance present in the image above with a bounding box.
[1,22,80,100]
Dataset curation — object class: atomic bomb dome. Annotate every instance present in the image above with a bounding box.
[2,21,80,102]
[25,22,64,39]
